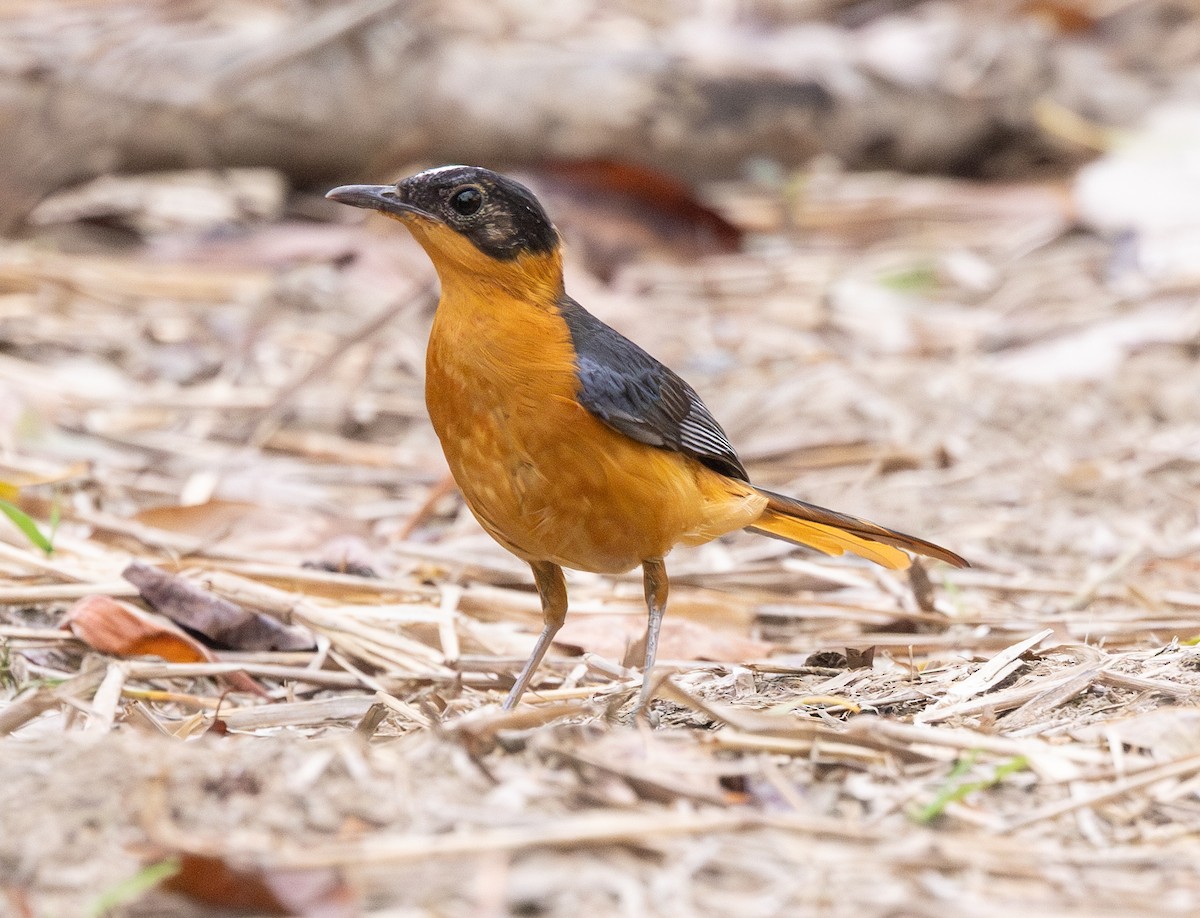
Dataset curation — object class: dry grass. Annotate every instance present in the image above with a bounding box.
[2,163,1199,916]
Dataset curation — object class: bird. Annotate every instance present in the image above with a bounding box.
[326,166,968,711]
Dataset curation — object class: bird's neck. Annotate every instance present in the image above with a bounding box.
[428,247,570,359]
[426,247,578,405]
[426,247,565,311]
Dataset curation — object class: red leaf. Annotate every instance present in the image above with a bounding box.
[66,595,212,664]
[161,853,357,917]
[525,159,743,279]
[65,594,268,697]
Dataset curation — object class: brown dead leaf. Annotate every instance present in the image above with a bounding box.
[0,460,90,491]
[132,499,338,556]
[159,852,356,917]
[123,562,315,652]
[844,646,876,669]
[132,500,258,541]
[65,595,268,697]
[2,886,33,918]
[805,649,879,670]
[908,560,937,613]
[1018,0,1098,33]
[65,595,212,664]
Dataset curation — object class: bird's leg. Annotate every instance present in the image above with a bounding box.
[636,558,669,712]
[502,561,567,710]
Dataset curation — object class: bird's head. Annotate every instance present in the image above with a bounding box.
[327,165,562,292]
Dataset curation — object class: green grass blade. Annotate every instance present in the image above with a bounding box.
[878,262,938,293]
[909,753,1029,824]
[89,858,181,917]
[0,498,55,554]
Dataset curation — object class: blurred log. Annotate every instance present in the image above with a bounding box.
[0,0,1183,230]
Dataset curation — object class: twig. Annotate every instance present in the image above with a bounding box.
[0,662,107,735]
[1002,753,1200,832]
[246,282,435,445]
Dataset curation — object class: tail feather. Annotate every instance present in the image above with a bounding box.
[747,487,969,570]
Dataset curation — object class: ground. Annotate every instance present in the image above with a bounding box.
[1,160,1199,917]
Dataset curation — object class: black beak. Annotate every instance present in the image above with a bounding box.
[325,184,433,219]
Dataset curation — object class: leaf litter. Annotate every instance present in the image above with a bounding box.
[1,159,1200,916]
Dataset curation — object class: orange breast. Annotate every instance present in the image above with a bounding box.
[424,267,762,574]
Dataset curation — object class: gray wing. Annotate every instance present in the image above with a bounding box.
[558,296,748,482]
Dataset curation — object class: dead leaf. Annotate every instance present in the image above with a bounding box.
[132,499,338,556]
[2,886,33,918]
[844,646,876,669]
[0,461,90,491]
[132,500,261,542]
[159,852,356,917]
[522,159,742,279]
[123,562,315,652]
[1019,0,1098,34]
[65,595,212,664]
[64,595,267,697]
[908,560,936,613]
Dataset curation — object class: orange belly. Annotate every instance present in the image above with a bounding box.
[424,282,762,574]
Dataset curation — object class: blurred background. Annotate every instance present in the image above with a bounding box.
[3,2,1200,915]
[3,0,1197,581]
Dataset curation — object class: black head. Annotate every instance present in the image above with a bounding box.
[326,166,558,261]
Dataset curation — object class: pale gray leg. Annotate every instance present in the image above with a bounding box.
[503,561,567,710]
[635,558,669,712]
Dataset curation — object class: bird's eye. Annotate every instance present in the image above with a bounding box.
[449,186,484,217]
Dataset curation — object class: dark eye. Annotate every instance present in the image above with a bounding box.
[449,186,483,216]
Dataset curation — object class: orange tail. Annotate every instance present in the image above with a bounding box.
[747,487,969,570]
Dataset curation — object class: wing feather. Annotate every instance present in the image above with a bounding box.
[558,296,747,481]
